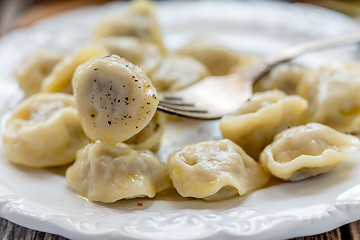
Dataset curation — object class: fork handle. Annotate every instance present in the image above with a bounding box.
[266,32,360,64]
[252,32,360,81]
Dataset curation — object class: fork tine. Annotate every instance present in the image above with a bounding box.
[162,96,182,101]
[159,100,195,107]
[157,101,221,120]
[160,96,192,106]
[159,101,206,112]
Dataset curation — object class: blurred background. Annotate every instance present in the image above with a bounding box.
[1,0,360,36]
[0,0,114,35]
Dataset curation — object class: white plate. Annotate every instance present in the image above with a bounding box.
[1,1,360,240]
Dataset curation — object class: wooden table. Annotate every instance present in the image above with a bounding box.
[1,216,360,240]
[1,0,360,239]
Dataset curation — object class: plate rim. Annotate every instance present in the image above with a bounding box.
[1,1,360,240]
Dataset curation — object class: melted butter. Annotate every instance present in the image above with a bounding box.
[46,164,72,176]
[154,188,190,201]
[340,106,360,117]
[261,176,284,189]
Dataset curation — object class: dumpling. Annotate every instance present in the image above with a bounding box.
[220,90,308,160]
[93,0,164,51]
[99,36,163,74]
[14,48,63,96]
[228,53,260,73]
[2,93,89,168]
[177,37,239,76]
[41,44,109,94]
[260,123,360,181]
[66,141,171,203]
[253,63,307,95]
[167,139,270,201]
[297,63,360,133]
[149,54,210,91]
[72,55,159,144]
[124,111,166,151]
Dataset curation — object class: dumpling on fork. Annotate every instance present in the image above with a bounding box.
[66,141,171,203]
[2,93,89,168]
[167,139,270,201]
[124,111,166,151]
[72,55,159,144]
[260,123,360,181]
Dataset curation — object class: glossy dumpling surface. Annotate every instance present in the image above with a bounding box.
[220,90,308,160]
[297,63,360,133]
[73,55,159,144]
[150,54,209,91]
[177,38,239,76]
[124,111,166,151]
[93,0,164,51]
[41,44,109,94]
[2,93,89,167]
[260,123,360,181]
[228,53,260,73]
[14,49,63,96]
[253,63,306,95]
[100,36,163,74]
[167,139,270,201]
[66,141,171,203]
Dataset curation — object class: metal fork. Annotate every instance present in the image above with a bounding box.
[157,32,360,120]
